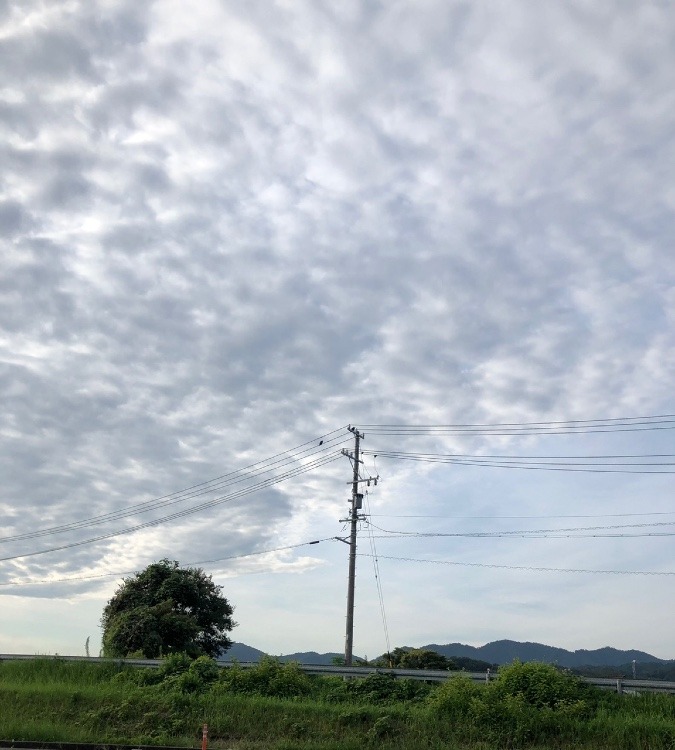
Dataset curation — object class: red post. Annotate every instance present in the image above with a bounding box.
[201,723,208,750]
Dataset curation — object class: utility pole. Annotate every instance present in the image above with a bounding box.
[344,426,362,666]
[340,426,378,666]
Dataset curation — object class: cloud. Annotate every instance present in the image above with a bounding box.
[1,0,674,657]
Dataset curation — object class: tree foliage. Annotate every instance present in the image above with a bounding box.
[379,647,456,670]
[101,559,235,658]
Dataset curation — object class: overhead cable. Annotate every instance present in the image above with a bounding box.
[366,520,675,537]
[361,450,675,473]
[363,487,391,657]
[0,428,350,545]
[369,511,675,520]
[0,452,343,563]
[0,537,334,588]
[358,553,675,576]
[358,414,675,436]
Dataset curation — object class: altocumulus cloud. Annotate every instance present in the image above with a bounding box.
[0,0,674,657]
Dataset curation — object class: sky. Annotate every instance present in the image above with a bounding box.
[1,0,674,662]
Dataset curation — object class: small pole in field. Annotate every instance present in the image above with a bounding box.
[201,723,208,750]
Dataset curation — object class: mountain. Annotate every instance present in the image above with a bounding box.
[419,640,666,668]
[221,643,346,664]
[573,662,675,681]
[222,640,672,668]
[222,642,267,662]
[279,651,345,665]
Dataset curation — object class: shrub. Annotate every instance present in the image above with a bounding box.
[123,653,222,694]
[218,657,312,698]
[427,674,482,718]
[188,655,220,684]
[495,660,592,714]
[158,652,193,678]
[344,672,430,704]
[427,663,597,747]
[470,688,548,747]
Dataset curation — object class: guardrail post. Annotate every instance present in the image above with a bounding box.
[485,668,491,684]
[616,679,623,695]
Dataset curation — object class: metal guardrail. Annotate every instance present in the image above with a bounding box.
[264,663,675,694]
[1,654,674,694]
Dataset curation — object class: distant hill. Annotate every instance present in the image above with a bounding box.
[413,640,667,668]
[279,651,345,665]
[572,661,675,681]
[221,643,347,665]
[221,642,267,662]
[451,656,497,672]
[222,639,672,668]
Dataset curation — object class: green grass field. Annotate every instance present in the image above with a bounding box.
[1,656,674,749]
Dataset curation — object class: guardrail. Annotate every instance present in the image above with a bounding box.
[1,654,674,695]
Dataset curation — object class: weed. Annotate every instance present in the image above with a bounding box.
[367,714,395,741]
[2,657,675,749]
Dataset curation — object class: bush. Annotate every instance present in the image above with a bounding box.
[470,688,549,746]
[427,663,597,747]
[495,660,592,714]
[188,655,220,684]
[218,657,312,698]
[158,652,193,678]
[121,653,222,694]
[344,673,430,704]
[427,674,481,718]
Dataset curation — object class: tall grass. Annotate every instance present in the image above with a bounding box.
[0,656,128,686]
[1,657,674,749]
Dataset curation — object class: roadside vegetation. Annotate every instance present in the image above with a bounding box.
[1,656,674,749]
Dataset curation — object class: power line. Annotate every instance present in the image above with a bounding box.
[360,414,675,426]
[366,520,675,537]
[363,451,675,461]
[0,452,344,563]
[369,531,675,539]
[0,537,335,588]
[5,415,670,551]
[358,553,675,576]
[366,427,675,437]
[363,488,391,658]
[369,512,675,519]
[359,414,675,437]
[362,450,675,473]
[364,520,675,539]
[1,428,350,545]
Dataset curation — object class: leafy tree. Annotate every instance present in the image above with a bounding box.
[101,559,235,658]
[400,648,456,670]
[452,656,497,672]
[378,647,456,670]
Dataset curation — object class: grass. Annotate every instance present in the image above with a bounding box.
[0,657,674,749]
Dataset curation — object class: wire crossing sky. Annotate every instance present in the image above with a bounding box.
[1,0,674,660]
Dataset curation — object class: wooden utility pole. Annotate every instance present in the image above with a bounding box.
[340,426,378,666]
[343,426,362,666]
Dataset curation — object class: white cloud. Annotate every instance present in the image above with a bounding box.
[0,0,674,660]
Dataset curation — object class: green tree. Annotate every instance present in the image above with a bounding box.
[101,559,236,658]
[381,647,456,670]
[400,648,455,670]
[374,646,409,667]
